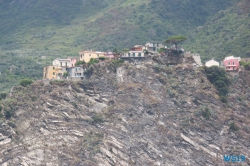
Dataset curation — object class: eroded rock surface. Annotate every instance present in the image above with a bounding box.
[0,56,249,165]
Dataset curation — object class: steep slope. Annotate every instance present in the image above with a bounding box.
[0,0,237,52]
[0,56,249,165]
[184,0,250,61]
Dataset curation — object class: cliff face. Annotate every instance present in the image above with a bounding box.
[0,55,250,166]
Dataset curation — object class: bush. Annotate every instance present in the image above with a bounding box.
[204,66,230,97]
[75,60,86,66]
[63,72,68,77]
[92,114,104,124]
[20,79,33,87]
[220,96,228,103]
[99,56,105,61]
[88,58,99,65]
[0,105,3,111]
[229,122,239,131]
[4,109,14,119]
[0,93,7,100]
[201,107,211,120]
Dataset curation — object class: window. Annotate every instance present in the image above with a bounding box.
[228,62,230,65]
[232,62,235,65]
[53,67,55,69]
[157,43,159,47]
[60,62,62,66]
[76,68,77,71]
[53,72,55,75]
[133,53,135,57]
[66,62,67,67]
[128,53,130,57]
[89,54,91,56]
[138,53,141,57]
[97,54,99,57]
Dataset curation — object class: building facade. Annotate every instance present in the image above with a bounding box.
[121,45,145,58]
[205,59,219,67]
[67,57,78,67]
[223,56,241,71]
[53,58,71,67]
[43,65,63,79]
[145,42,165,53]
[79,50,105,63]
[67,67,85,80]
[104,51,115,59]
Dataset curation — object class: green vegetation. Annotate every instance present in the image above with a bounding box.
[88,58,99,65]
[75,60,86,66]
[63,72,68,77]
[229,122,239,131]
[0,93,7,100]
[165,35,187,50]
[204,66,230,98]
[0,0,241,93]
[99,56,106,61]
[92,113,104,124]
[201,107,212,120]
[184,0,250,60]
[20,79,33,87]
[240,61,250,70]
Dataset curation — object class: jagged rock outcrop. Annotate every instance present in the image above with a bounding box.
[0,55,249,165]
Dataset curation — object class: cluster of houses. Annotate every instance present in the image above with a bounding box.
[43,41,247,80]
[205,56,242,72]
[43,42,166,80]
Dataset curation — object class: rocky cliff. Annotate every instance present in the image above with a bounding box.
[0,55,249,166]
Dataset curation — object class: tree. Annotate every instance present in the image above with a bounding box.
[165,35,187,50]
[20,79,33,87]
[75,60,86,66]
[63,72,68,77]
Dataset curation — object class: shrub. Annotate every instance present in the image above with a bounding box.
[63,72,68,77]
[201,107,211,120]
[92,114,104,124]
[4,109,14,119]
[0,105,2,111]
[0,93,7,100]
[220,96,228,103]
[20,79,33,87]
[75,60,86,66]
[229,122,239,131]
[88,58,99,65]
[204,66,230,97]
[0,113,3,119]
[99,56,105,61]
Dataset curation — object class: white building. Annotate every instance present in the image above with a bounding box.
[205,58,219,67]
[145,42,166,53]
[121,45,145,58]
[53,58,71,67]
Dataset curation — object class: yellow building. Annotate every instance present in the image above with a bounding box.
[43,65,63,79]
[79,50,104,63]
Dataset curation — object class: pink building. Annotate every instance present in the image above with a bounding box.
[67,57,78,67]
[104,51,115,59]
[223,56,241,71]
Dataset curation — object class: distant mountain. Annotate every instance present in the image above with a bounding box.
[0,0,237,53]
[184,0,250,61]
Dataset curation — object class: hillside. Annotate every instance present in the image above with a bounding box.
[0,0,237,52]
[0,56,250,165]
[184,0,250,61]
[0,0,239,92]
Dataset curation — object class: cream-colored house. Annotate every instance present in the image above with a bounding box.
[79,50,105,63]
[205,58,219,67]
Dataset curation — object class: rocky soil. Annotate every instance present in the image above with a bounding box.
[0,55,250,166]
